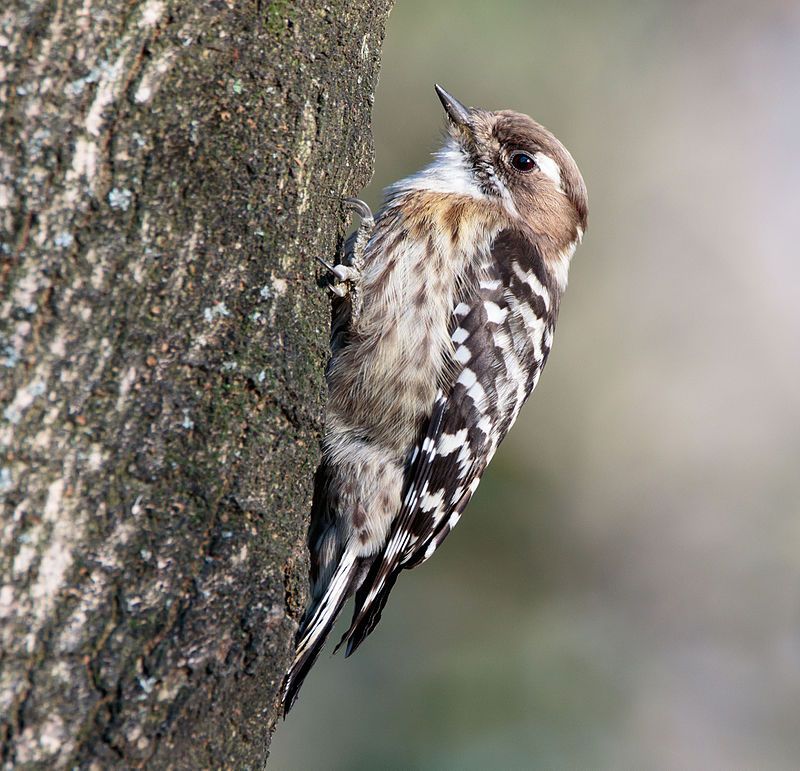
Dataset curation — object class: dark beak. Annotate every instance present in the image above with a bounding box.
[434,84,471,128]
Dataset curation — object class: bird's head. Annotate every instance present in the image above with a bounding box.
[433,84,587,251]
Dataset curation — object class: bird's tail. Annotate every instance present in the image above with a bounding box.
[280,548,360,715]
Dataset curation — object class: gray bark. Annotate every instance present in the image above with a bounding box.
[0,0,392,766]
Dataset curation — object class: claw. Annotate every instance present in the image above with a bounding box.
[344,197,374,225]
[315,256,359,283]
[315,255,339,276]
[315,256,360,299]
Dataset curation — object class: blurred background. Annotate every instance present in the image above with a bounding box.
[272,0,800,767]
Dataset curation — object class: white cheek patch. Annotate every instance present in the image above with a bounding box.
[534,152,562,190]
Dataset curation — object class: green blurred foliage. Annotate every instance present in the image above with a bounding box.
[272,0,800,767]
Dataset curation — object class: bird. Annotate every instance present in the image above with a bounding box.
[281,84,588,713]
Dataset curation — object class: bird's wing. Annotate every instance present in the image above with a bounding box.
[340,229,557,654]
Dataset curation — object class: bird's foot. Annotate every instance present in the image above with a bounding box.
[315,257,362,298]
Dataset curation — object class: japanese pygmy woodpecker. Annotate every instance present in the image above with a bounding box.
[281,85,588,712]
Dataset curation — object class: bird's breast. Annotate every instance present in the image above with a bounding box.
[327,193,507,454]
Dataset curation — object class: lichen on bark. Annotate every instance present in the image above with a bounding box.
[0,0,393,766]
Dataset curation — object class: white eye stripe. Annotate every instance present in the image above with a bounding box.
[533,152,561,189]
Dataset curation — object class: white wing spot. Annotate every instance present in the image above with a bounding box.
[476,415,492,434]
[451,327,470,344]
[420,488,445,513]
[456,368,477,388]
[457,443,472,473]
[437,429,468,456]
[512,261,551,311]
[484,301,508,324]
[467,380,486,407]
[509,297,545,338]
[453,302,471,317]
[454,345,471,364]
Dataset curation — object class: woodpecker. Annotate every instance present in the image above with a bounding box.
[281,85,587,713]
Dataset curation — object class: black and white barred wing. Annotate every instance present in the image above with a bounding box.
[341,230,557,654]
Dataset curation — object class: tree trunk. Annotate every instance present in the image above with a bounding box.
[0,0,392,766]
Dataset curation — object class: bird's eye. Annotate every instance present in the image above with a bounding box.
[510,152,537,172]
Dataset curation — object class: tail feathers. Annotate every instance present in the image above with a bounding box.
[281,550,359,715]
[338,563,402,658]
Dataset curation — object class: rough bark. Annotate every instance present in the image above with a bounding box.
[0,0,392,766]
